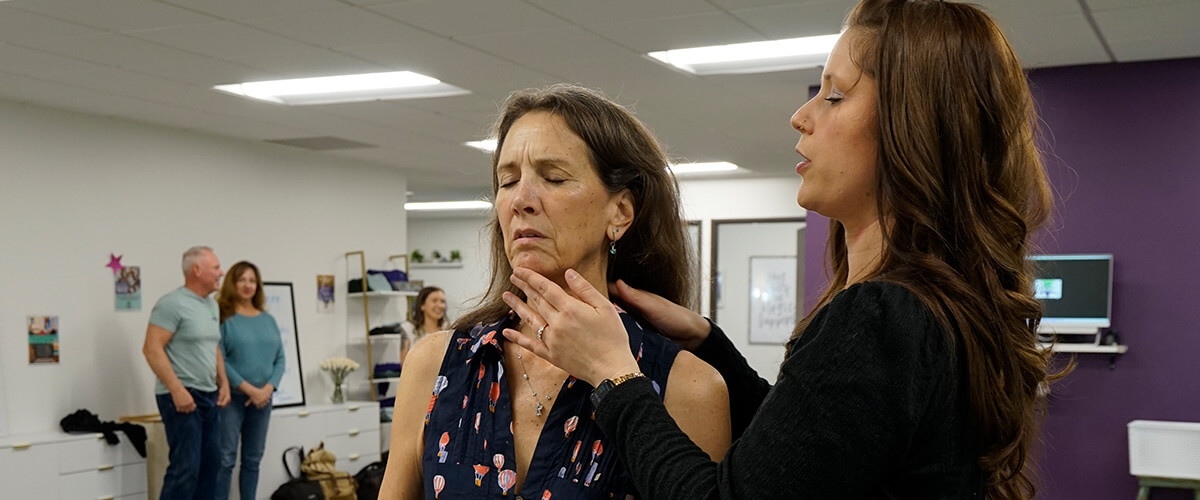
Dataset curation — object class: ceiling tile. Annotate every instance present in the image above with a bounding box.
[1093,2,1200,40]
[230,51,388,80]
[239,7,436,48]
[0,5,104,43]
[729,1,852,38]
[527,0,718,25]
[1001,13,1113,67]
[458,27,632,68]
[126,21,327,61]
[160,0,345,21]
[588,12,765,52]
[9,0,215,32]
[0,44,108,77]
[18,33,208,67]
[126,58,274,88]
[1108,33,1200,62]
[365,0,570,37]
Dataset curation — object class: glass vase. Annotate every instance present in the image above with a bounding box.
[331,380,347,404]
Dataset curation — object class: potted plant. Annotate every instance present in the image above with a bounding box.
[450,250,462,262]
[431,250,443,262]
[410,249,424,263]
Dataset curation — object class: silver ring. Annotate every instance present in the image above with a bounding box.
[537,324,547,341]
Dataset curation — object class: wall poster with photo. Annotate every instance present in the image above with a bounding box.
[748,256,798,344]
[263,282,306,408]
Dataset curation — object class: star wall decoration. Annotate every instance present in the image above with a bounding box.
[106,253,125,275]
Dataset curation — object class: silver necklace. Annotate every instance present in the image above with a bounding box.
[512,346,553,417]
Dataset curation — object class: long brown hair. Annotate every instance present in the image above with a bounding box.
[795,1,1059,498]
[217,261,264,322]
[410,286,448,334]
[455,84,693,330]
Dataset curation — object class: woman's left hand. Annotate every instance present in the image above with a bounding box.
[502,267,641,387]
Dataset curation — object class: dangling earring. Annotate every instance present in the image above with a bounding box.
[610,228,620,255]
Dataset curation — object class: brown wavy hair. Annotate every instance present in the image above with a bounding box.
[217,261,264,322]
[455,84,693,330]
[793,1,1062,498]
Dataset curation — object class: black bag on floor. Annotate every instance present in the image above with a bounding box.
[354,461,386,500]
[271,446,325,500]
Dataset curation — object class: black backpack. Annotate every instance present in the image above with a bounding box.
[354,461,386,500]
[271,446,324,500]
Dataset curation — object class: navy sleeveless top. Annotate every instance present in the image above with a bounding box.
[421,307,680,499]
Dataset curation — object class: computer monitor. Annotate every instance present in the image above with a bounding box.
[1028,254,1113,335]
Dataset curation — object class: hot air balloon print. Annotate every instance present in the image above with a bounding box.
[463,395,469,409]
[474,412,481,433]
[498,469,516,495]
[590,440,604,463]
[563,415,580,438]
[494,453,505,469]
[542,490,552,500]
[425,395,437,425]
[432,375,449,396]
[570,440,581,462]
[472,464,490,486]
[566,376,577,389]
[433,475,445,499]
[584,461,599,487]
[476,364,486,388]
[489,382,500,412]
[437,432,450,463]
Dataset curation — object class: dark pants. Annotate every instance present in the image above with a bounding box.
[215,392,273,500]
[156,388,220,500]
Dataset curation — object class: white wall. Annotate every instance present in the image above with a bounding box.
[0,100,407,435]
[405,215,493,321]
[405,175,805,381]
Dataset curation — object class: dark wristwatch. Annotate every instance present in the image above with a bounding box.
[589,372,645,408]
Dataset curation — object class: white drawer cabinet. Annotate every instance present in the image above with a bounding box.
[251,401,381,500]
[0,432,147,500]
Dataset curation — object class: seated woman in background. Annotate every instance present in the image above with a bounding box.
[399,286,448,364]
[214,261,285,500]
[378,84,731,499]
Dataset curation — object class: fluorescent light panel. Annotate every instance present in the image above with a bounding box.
[669,162,739,175]
[214,71,469,105]
[464,139,497,153]
[648,34,840,75]
[405,200,493,211]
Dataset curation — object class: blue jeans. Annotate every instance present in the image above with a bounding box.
[156,388,220,500]
[215,392,273,500]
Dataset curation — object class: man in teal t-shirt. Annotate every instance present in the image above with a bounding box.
[143,246,231,500]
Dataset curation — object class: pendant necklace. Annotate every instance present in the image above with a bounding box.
[512,346,553,417]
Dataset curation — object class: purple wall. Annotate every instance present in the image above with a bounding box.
[803,57,1200,499]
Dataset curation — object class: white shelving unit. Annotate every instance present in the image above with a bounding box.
[410,262,463,269]
[1041,343,1128,354]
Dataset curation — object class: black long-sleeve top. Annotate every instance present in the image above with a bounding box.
[595,281,985,499]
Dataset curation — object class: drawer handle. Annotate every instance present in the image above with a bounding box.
[349,405,360,411]
[98,465,115,471]
[12,443,32,450]
[299,411,310,417]
[349,453,360,460]
[349,429,360,436]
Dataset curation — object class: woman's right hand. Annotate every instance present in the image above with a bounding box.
[610,279,711,351]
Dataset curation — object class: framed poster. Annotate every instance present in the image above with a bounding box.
[263,282,306,408]
[748,256,797,344]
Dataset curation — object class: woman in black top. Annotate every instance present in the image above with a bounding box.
[502,1,1060,498]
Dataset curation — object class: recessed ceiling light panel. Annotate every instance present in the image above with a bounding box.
[214,71,469,105]
[648,34,840,75]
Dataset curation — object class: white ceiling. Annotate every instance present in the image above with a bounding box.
[2,0,1197,200]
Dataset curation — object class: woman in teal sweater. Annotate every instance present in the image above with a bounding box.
[215,261,285,500]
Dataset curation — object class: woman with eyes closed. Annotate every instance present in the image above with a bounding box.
[501,1,1065,499]
[378,84,731,500]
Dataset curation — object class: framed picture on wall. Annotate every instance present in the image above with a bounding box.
[748,256,798,344]
[263,282,306,408]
